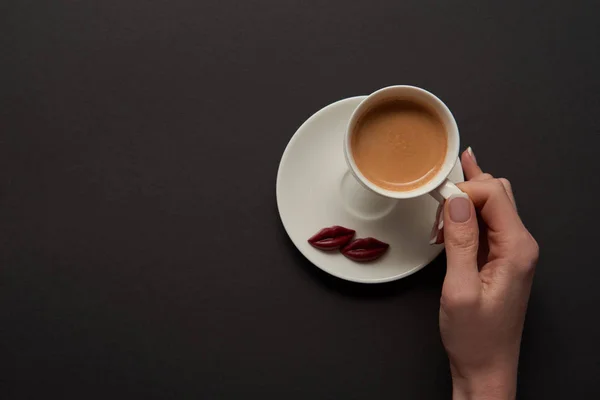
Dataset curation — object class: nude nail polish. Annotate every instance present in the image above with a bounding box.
[449,194,471,223]
[467,146,477,163]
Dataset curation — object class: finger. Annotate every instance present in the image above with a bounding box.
[429,203,444,245]
[498,177,517,208]
[470,172,494,182]
[457,179,524,234]
[469,173,517,208]
[434,227,444,245]
[460,147,517,208]
[461,147,484,181]
[442,193,481,292]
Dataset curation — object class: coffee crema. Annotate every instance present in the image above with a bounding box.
[351,100,447,191]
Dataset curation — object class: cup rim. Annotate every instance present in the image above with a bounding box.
[344,85,460,199]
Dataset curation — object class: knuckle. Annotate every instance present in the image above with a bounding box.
[516,260,535,276]
[529,235,540,263]
[512,233,539,275]
[498,177,512,191]
[491,178,507,194]
[441,289,480,310]
[527,235,540,265]
[470,173,493,182]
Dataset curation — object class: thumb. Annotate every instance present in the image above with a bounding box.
[443,193,480,291]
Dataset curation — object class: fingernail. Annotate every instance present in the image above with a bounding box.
[467,146,477,164]
[448,194,471,223]
[429,204,443,245]
[429,223,439,244]
[429,231,438,245]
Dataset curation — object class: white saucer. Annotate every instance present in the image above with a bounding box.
[276,96,464,284]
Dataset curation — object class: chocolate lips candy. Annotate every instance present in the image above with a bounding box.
[307,226,356,250]
[341,238,389,262]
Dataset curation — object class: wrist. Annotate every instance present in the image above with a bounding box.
[451,365,517,400]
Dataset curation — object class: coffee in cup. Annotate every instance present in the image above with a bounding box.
[350,99,447,192]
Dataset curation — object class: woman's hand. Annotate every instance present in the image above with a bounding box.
[434,148,539,400]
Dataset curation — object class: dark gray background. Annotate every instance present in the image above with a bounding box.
[1,0,599,398]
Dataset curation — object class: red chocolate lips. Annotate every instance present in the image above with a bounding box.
[341,238,389,262]
[308,226,389,262]
[307,225,355,250]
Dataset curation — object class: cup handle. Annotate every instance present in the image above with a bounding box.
[430,178,463,204]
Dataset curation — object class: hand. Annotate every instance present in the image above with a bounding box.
[435,148,539,400]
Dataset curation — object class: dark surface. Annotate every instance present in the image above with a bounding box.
[1,0,599,398]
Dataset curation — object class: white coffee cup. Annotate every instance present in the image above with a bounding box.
[344,85,463,204]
